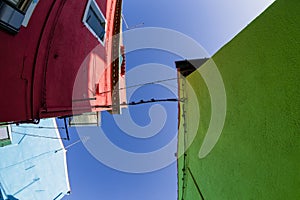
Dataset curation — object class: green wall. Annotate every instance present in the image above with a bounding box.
[178,1,300,199]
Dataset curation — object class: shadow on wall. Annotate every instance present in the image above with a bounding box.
[7,195,19,200]
[0,189,19,200]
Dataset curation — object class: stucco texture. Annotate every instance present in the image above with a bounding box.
[178,0,300,199]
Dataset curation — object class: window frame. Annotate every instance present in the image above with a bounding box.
[82,0,107,46]
[4,0,33,13]
[22,0,40,27]
[0,125,12,147]
[0,0,38,34]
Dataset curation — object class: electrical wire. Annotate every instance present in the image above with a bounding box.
[16,126,65,129]
[11,130,68,140]
[97,77,179,95]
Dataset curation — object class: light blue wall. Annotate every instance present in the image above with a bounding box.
[0,119,70,200]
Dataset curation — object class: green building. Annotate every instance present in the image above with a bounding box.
[177,0,300,199]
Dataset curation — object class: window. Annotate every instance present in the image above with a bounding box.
[83,0,106,45]
[69,112,101,127]
[6,0,32,13]
[0,125,12,147]
[22,0,40,27]
[0,0,36,34]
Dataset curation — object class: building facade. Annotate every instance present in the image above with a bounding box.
[0,0,126,124]
[177,0,299,199]
[0,119,70,200]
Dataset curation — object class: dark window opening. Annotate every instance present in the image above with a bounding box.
[5,0,32,13]
[0,0,33,34]
[83,0,106,43]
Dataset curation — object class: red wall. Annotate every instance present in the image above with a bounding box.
[0,0,109,123]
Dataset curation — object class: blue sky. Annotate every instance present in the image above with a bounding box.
[61,0,274,199]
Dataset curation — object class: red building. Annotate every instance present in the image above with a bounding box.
[0,0,126,124]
